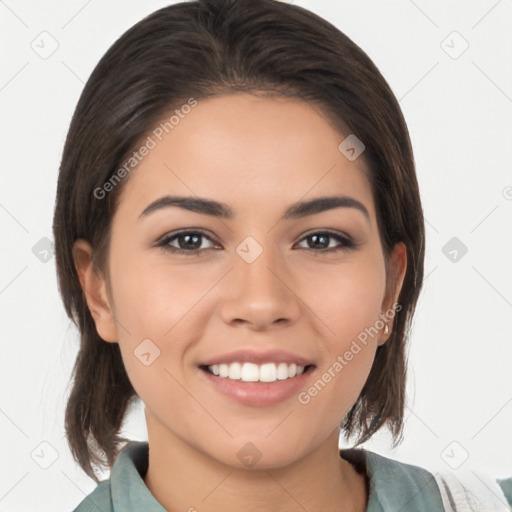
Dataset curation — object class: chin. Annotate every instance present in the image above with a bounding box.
[203,436,311,472]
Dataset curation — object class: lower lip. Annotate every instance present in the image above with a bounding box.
[199,367,314,407]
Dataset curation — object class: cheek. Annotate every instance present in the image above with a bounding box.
[303,255,385,402]
[107,247,228,395]
[110,263,203,414]
[109,248,209,337]
[299,314,380,426]
[312,255,387,342]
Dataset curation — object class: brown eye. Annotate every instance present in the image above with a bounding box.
[296,231,356,252]
[157,230,219,254]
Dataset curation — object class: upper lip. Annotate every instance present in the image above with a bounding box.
[199,348,314,367]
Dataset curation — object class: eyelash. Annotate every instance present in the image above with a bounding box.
[156,229,357,255]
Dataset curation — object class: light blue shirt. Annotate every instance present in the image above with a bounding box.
[72,441,512,511]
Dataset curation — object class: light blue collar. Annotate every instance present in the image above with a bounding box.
[108,441,444,511]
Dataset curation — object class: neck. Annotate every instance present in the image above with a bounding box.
[143,420,368,512]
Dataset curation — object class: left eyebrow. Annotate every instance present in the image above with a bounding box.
[138,195,370,222]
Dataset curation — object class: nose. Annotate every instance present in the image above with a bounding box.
[219,243,302,331]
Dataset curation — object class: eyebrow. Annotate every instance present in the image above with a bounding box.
[138,195,370,221]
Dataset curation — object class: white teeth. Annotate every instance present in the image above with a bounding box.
[276,362,289,380]
[241,363,259,382]
[228,362,242,380]
[219,363,229,377]
[259,363,277,382]
[206,362,307,382]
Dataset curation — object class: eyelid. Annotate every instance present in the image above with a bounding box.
[297,228,353,242]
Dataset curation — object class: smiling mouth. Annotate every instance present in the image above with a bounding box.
[199,362,315,383]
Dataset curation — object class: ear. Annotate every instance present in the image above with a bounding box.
[72,239,118,343]
[378,242,407,345]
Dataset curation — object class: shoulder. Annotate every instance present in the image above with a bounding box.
[71,479,113,512]
[69,441,165,512]
[362,450,445,511]
[345,448,512,511]
[341,447,445,510]
[498,477,512,506]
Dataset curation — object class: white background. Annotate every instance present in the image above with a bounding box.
[1,0,511,510]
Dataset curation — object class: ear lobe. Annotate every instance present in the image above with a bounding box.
[72,239,118,343]
[379,242,407,344]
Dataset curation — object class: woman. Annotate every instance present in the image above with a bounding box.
[53,0,512,510]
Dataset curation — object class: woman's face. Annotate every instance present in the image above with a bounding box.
[77,93,406,469]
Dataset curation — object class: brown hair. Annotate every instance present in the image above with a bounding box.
[53,0,425,482]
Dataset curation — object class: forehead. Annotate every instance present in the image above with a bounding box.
[115,93,376,222]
